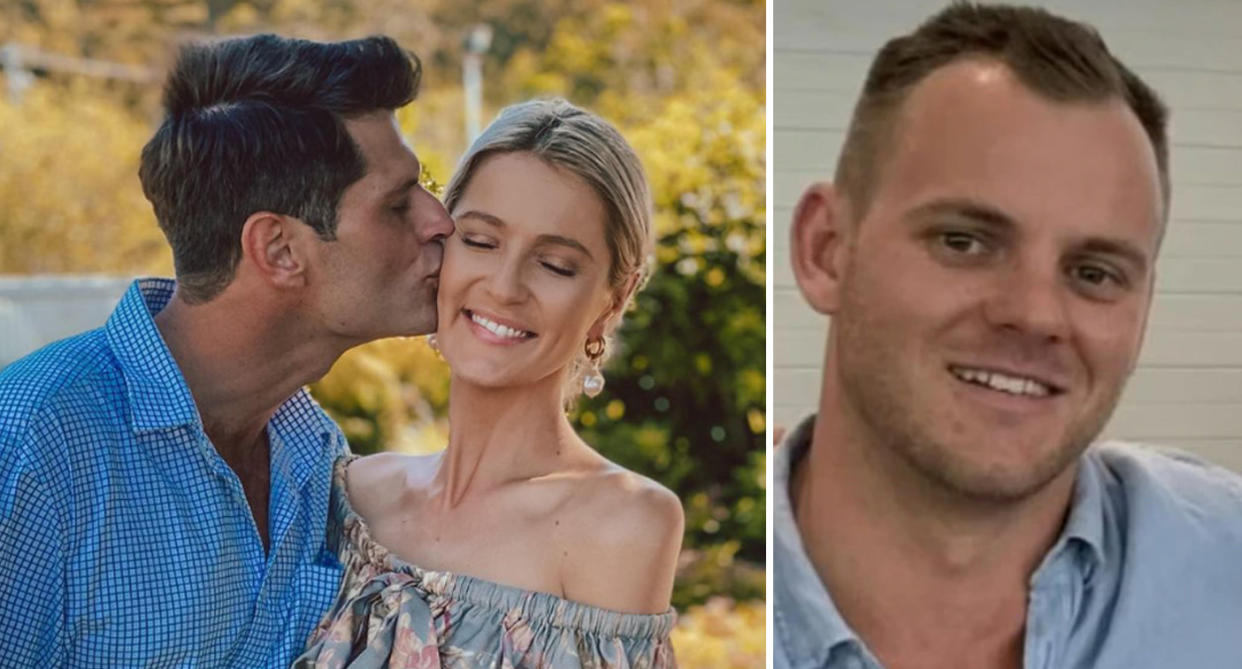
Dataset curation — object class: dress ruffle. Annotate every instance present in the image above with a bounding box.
[293,456,677,669]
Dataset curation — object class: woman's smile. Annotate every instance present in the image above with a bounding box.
[462,308,538,345]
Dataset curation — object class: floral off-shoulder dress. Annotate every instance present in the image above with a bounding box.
[293,456,678,668]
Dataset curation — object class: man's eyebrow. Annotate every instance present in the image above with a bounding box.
[383,172,422,198]
[456,210,594,259]
[906,198,1017,231]
[1078,238,1150,274]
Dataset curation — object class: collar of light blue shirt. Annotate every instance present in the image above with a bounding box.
[773,415,1109,668]
[103,277,342,493]
[105,278,201,434]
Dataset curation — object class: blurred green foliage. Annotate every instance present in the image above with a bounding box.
[575,82,767,580]
[1,0,764,610]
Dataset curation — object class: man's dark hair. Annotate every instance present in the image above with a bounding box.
[836,2,1169,220]
[139,34,421,303]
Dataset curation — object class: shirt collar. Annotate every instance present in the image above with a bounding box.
[104,278,201,433]
[105,278,344,490]
[1037,445,1109,586]
[773,414,1111,667]
[267,389,345,493]
[773,415,863,668]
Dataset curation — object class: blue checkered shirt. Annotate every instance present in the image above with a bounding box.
[0,278,348,667]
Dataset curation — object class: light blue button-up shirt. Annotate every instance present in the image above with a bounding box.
[0,278,347,667]
[774,416,1242,669]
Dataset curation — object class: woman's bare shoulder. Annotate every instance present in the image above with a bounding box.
[558,464,685,614]
[573,467,683,535]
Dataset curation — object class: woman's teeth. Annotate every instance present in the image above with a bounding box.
[470,312,532,339]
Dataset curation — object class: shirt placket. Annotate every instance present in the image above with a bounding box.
[209,448,268,580]
[238,423,324,665]
[204,433,275,661]
[254,430,305,661]
[1023,553,1082,669]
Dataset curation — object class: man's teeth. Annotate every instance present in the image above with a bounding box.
[471,313,530,339]
[951,366,1051,397]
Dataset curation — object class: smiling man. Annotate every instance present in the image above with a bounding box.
[0,34,452,665]
[775,4,1242,669]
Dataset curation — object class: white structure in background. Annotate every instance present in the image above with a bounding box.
[462,24,494,145]
[0,298,41,366]
[0,276,131,367]
[0,42,157,102]
[774,0,1242,472]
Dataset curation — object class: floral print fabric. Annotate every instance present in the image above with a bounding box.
[293,456,677,668]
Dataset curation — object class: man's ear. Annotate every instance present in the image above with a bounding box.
[790,182,852,315]
[239,212,309,289]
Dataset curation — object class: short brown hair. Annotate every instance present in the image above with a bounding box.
[835,2,1169,219]
[140,34,421,303]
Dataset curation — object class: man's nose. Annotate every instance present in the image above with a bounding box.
[417,197,455,244]
[982,259,1071,343]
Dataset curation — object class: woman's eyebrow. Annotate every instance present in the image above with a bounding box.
[456,209,506,227]
[536,234,592,259]
[456,210,593,259]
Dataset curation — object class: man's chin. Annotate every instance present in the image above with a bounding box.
[402,324,438,339]
[392,308,438,338]
[406,321,437,337]
[354,320,436,343]
[901,436,1083,504]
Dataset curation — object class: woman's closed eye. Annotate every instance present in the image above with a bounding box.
[540,260,576,277]
[460,235,497,250]
[457,230,580,276]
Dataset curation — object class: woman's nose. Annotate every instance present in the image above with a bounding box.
[484,255,529,304]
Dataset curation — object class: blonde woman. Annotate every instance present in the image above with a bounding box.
[297,99,682,668]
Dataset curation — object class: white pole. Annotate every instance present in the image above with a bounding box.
[2,43,33,103]
[461,24,493,146]
[463,51,482,144]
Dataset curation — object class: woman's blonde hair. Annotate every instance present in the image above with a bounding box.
[443,99,653,400]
